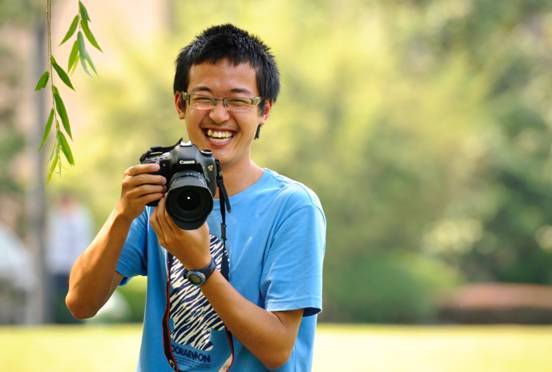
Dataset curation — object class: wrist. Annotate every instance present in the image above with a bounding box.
[185,256,217,287]
[111,207,135,226]
[187,255,212,271]
[115,198,146,223]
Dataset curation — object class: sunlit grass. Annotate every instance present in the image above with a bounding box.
[0,325,140,372]
[0,324,551,371]
[314,324,552,372]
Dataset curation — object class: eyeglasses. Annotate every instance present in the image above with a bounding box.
[181,92,263,113]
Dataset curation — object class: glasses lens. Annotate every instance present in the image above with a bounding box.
[190,95,214,110]
[226,98,251,112]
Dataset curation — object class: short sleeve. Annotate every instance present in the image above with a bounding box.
[116,210,148,284]
[261,203,326,317]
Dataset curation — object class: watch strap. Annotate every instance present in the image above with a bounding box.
[185,257,216,286]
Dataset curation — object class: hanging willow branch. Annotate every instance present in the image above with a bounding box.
[34,0,102,180]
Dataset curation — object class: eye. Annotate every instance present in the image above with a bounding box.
[226,98,250,107]
[191,95,214,105]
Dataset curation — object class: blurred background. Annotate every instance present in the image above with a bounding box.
[1,0,552,370]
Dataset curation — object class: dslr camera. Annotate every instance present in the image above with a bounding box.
[139,140,220,230]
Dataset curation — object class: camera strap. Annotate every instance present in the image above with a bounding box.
[215,159,235,370]
[215,159,232,248]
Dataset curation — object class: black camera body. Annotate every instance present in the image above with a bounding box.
[140,140,219,230]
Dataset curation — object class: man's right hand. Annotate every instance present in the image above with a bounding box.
[115,163,167,221]
[67,163,166,320]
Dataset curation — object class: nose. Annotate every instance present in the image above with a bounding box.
[208,101,231,124]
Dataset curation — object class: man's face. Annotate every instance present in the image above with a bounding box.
[175,59,271,169]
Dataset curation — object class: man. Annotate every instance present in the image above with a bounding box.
[66,24,326,371]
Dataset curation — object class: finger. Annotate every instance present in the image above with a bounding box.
[158,197,177,234]
[127,184,166,199]
[124,174,166,188]
[125,163,160,176]
[136,192,164,206]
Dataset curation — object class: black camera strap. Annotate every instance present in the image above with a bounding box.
[215,159,235,370]
[215,159,232,247]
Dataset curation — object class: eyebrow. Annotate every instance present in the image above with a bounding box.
[189,86,254,95]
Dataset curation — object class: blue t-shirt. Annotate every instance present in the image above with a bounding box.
[116,168,326,371]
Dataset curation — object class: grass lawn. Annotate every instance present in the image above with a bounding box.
[0,324,551,371]
[313,324,552,372]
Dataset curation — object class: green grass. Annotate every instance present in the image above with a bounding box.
[0,325,140,372]
[0,324,551,371]
[314,324,552,372]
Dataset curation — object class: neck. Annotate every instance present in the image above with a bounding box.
[218,158,263,197]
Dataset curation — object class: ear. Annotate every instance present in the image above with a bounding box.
[174,92,186,120]
[260,99,273,122]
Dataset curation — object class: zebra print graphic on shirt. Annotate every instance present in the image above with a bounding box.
[167,235,227,351]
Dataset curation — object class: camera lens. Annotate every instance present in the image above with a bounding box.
[165,171,214,230]
[177,190,201,211]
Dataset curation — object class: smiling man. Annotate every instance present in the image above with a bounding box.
[66,24,326,372]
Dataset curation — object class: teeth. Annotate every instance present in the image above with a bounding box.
[207,129,233,139]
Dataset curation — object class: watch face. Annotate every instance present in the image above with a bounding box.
[187,272,206,286]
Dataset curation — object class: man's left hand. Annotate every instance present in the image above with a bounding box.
[149,196,211,269]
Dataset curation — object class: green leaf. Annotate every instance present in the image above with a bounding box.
[80,18,102,51]
[79,1,90,22]
[59,15,80,45]
[52,86,72,139]
[51,56,75,90]
[34,71,49,91]
[84,52,97,74]
[57,130,75,165]
[40,108,55,149]
[47,146,60,181]
[68,40,80,74]
[77,31,98,74]
[77,32,91,76]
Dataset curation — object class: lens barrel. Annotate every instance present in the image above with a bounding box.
[165,171,214,230]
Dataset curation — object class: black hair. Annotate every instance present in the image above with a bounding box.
[173,24,280,104]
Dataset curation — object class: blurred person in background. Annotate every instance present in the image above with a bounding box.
[0,197,34,324]
[67,24,326,371]
[47,191,92,323]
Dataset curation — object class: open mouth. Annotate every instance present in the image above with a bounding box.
[203,129,235,145]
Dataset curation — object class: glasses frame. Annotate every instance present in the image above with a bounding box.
[180,91,263,112]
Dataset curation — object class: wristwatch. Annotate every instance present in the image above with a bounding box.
[185,257,217,286]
